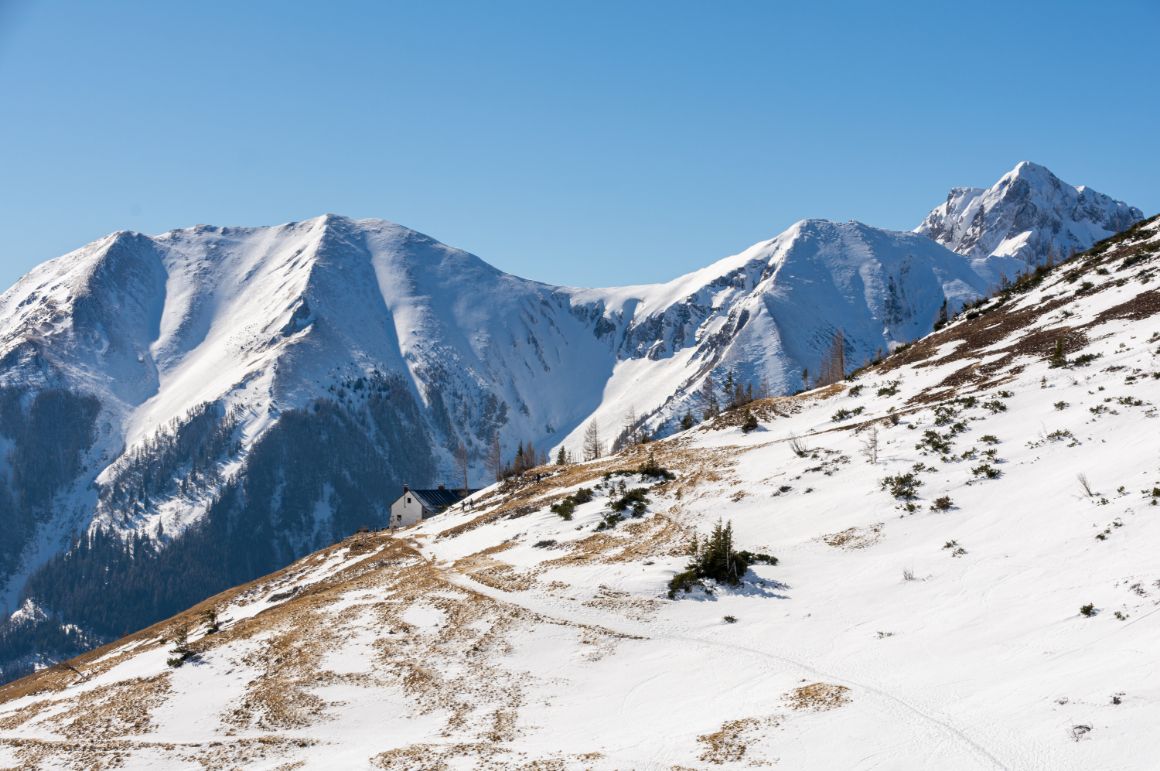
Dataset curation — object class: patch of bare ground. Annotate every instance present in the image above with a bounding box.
[48,674,170,740]
[0,736,137,771]
[572,624,628,663]
[0,696,54,732]
[786,682,851,712]
[371,741,510,770]
[1089,287,1160,324]
[663,445,743,501]
[697,715,782,765]
[210,533,561,757]
[0,532,394,707]
[360,555,534,741]
[181,736,319,770]
[822,524,883,550]
[543,513,691,570]
[0,735,318,771]
[583,585,663,622]
[876,291,1083,402]
[705,393,813,431]
[0,677,173,768]
[1,531,631,767]
[453,547,539,593]
[223,622,336,731]
[434,438,717,540]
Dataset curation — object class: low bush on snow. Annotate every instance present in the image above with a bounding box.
[881,472,922,500]
[931,495,954,511]
[550,486,594,520]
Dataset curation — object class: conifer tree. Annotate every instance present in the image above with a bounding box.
[934,298,949,329]
[700,377,719,419]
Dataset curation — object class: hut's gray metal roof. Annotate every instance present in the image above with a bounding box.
[409,487,478,513]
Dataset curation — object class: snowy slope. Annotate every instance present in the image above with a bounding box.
[0,219,984,624]
[0,164,1142,685]
[0,215,612,476]
[2,215,1157,769]
[563,218,991,447]
[916,161,1143,282]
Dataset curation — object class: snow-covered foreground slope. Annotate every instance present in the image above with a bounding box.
[2,216,1157,769]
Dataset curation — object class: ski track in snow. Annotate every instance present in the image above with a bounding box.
[433,550,1011,770]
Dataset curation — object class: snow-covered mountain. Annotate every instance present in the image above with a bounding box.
[2,214,1157,769]
[0,162,1142,683]
[562,218,991,447]
[916,161,1143,282]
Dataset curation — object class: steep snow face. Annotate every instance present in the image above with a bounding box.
[0,215,618,492]
[567,219,990,445]
[916,161,1143,282]
[0,231,167,405]
[2,217,1157,769]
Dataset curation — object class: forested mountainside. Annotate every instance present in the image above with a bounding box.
[1,214,1157,769]
[0,163,1142,682]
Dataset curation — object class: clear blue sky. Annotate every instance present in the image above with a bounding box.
[1,0,1156,290]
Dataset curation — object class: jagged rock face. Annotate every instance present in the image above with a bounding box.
[916,161,1143,283]
[0,163,1143,682]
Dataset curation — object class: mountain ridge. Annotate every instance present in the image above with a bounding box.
[1,213,1156,768]
[0,162,1145,682]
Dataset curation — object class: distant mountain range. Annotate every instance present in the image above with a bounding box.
[3,208,1157,769]
[0,161,1143,680]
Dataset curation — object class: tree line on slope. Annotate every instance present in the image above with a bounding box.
[0,374,435,683]
[0,388,101,592]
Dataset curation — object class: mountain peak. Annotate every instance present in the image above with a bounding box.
[915,162,1143,273]
[1009,159,1054,177]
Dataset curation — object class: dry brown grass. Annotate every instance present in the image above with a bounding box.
[0,531,575,768]
[821,524,883,550]
[0,532,395,708]
[541,512,690,571]
[786,682,851,711]
[370,741,513,770]
[697,714,781,765]
[48,674,171,740]
[582,585,663,623]
[453,550,539,593]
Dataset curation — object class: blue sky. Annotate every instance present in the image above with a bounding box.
[1,0,1156,290]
